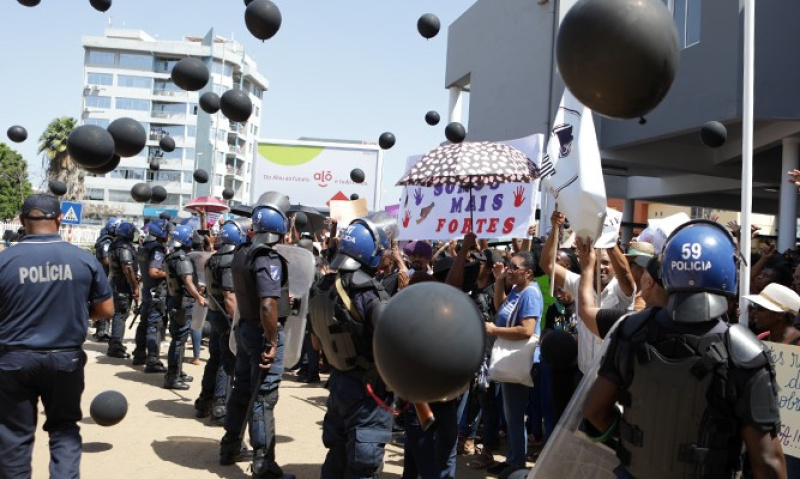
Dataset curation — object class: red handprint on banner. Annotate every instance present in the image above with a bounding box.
[403,210,411,228]
[513,186,526,207]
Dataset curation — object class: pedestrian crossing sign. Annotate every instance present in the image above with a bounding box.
[60,201,82,225]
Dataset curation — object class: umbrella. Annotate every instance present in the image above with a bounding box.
[230,204,254,218]
[184,196,230,230]
[288,204,327,237]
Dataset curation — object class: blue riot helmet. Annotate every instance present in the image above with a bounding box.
[148,219,169,240]
[251,191,290,245]
[105,217,122,236]
[99,227,108,238]
[220,220,247,246]
[115,222,137,242]
[170,224,194,249]
[661,219,738,322]
[332,211,398,271]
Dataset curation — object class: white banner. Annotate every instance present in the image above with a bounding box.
[541,91,608,241]
[396,134,544,240]
[764,342,800,458]
[594,208,623,249]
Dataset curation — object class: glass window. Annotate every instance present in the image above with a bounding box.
[110,168,145,181]
[190,103,199,116]
[164,194,182,206]
[118,53,152,70]
[87,73,113,86]
[152,103,186,115]
[83,118,110,128]
[155,59,179,73]
[162,148,183,160]
[213,83,228,96]
[150,170,182,182]
[187,125,197,138]
[685,0,701,47]
[118,75,153,89]
[115,97,150,111]
[86,188,105,200]
[154,80,183,92]
[184,148,195,160]
[86,95,111,109]
[87,50,115,66]
[183,171,193,184]
[108,190,133,202]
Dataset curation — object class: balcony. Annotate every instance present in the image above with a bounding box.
[225,165,244,179]
[153,89,187,99]
[226,145,243,157]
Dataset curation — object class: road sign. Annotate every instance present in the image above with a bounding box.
[61,201,83,225]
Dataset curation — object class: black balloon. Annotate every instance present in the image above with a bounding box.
[700,121,727,148]
[222,187,235,200]
[159,135,175,153]
[245,0,282,41]
[425,110,440,126]
[220,89,253,123]
[374,283,485,402]
[48,180,67,196]
[556,0,679,119]
[171,57,210,92]
[149,161,160,171]
[67,125,115,169]
[159,211,172,221]
[293,212,308,228]
[89,391,128,427]
[445,122,466,143]
[7,125,27,143]
[378,132,396,150]
[244,0,254,5]
[199,92,221,114]
[350,194,359,201]
[130,183,152,203]
[107,117,146,158]
[18,0,41,6]
[90,0,112,12]
[417,13,441,39]
[193,169,209,184]
[150,186,167,204]
[83,154,120,175]
[350,168,365,184]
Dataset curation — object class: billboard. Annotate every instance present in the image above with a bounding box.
[252,139,383,211]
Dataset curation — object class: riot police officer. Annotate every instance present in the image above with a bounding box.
[197,219,248,425]
[132,219,169,373]
[583,220,786,478]
[220,192,294,479]
[107,221,140,358]
[0,194,114,477]
[93,217,120,341]
[308,211,397,479]
[163,224,206,389]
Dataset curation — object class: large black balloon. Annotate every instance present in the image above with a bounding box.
[350,168,365,184]
[222,187,234,200]
[293,212,308,228]
[7,125,27,143]
[445,122,466,143]
[49,180,67,196]
[18,0,41,6]
[193,169,209,184]
[107,117,146,157]
[89,0,112,12]
[220,89,253,123]
[171,58,210,92]
[150,186,167,204]
[350,194,359,201]
[131,183,152,203]
[149,161,160,171]
[67,125,116,169]
[374,283,485,402]
[417,13,441,39]
[378,132,396,150]
[89,391,128,427]
[199,92,221,114]
[245,0,282,41]
[159,135,175,152]
[83,154,120,175]
[700,121,727,148]
[425,111,440,126]
[556,0,679,119]
[244,0,254,5]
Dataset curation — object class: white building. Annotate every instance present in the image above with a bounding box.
[80,28,267,224]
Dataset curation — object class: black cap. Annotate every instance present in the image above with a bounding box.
[645,256,663,287]
[22,194,60,220]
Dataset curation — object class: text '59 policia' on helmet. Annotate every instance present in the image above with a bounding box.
[332,211,398,271]
[105,217,122,236]
[251,191,290,245]
[170,224,194,249]
[115,222,137,241]
[147,219,169,239]
[220,219,248,246]
[661,219,738,323]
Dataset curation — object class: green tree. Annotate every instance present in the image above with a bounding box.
[0,144,34,221]
[38,116,85,201]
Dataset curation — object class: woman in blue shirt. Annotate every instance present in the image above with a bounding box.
[485,251,543,475]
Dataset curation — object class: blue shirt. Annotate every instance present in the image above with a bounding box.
[0,234,112,349]
[494,283,543,328]
[253,254,282,299]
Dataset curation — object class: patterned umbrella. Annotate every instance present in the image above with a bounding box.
[184,196,230,214]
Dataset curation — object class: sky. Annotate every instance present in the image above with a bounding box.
[0,0,476,207]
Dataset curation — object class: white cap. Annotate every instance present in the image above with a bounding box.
[744,283,800,316]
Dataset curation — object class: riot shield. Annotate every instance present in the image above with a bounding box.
[274,244,316,369]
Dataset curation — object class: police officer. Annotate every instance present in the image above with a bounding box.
[0,194,114,478]
[92,217,120,341]
[220,192,294,479]
[309,212,397,479]
[583,220,786,478]
[132,219,169,373]
[197,219,247,425]
[107,221,140,358]
[164,224,206,390]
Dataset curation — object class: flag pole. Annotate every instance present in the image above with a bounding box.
[738,0,755,325]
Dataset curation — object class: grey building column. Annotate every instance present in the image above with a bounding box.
[621,199,635,248]
[778,137,799,251]
[448,86,463,123]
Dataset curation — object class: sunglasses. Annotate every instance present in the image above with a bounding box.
[508,263,526,272]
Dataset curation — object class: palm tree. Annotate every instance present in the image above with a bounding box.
[38,117,85,201]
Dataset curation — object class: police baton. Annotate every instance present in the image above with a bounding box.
[128,299,141,330]
[205,293,233,323]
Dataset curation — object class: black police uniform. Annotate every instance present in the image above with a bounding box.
[0,233,112,478]
[107,235,139,357]
[133,238,168,372]
[164,245,199,389]
[93,232,114,340]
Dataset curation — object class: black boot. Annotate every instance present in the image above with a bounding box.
[144,358,167,373]
[107,342,130,359]
[131,348,146,366]
[209,398,226,426]
[180,372,194,383]
[252,449,293,479]
[164,371,189,390]
[220,433,252,466]
[195,396,213,418]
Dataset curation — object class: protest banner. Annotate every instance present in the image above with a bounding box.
[594,208,623,249]
[329,198,369,230]
[764,341,800,458]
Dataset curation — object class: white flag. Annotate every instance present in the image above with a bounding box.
[541,90,607,241]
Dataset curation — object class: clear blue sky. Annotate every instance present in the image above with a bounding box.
[0,0,475,207]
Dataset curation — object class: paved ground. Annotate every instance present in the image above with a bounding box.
[29,336,532,478]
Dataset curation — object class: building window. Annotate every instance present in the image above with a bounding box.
[152,103,186,115]
[118,75,153,89]
[87,73,113,86]
[690,206,713,220]
[183,171,193,184]
[115,97,150,111]
[108,190,133,202]
[118,53,153,70]
[187,125,197,138]
[83,118,110,128]
[86,188,105,200]
[154,80,183,93]
[666,0,701,48]
[212,61,233,77]
[86,95,111,109]
[110,168,146,181]
[184,148,195,160]
[215,174,223,187]
[87,50,115,66]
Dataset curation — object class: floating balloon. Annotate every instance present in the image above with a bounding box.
[150,186,167,204]
[193,169,209,184]
[244,0,254,5]
[245,0,282,41]
[48,180,67,196]
[425,111,440,126]
[378,132,396,150]
[83,154,120,175]
[700,121,727,148]
[6,125,27,143]
[171,57,210,92]
[445,122,466,143]
[159,211,172,221]
[374,283,485,402]
[67,125,115,169]
[222,188,234,200]
[17,0,41,6]
[199,92,221,114]
[556,0,679,119]
[293,212,308,228]
[89,0,112,12]
[159,135,175,153]
[350,168,365,184]
[131,183,152,203]
[149,161,160,171]
[90,390,128,427]
[107,117,146,158]
[417,13,441,39]
[350,194,359,201]
[220,89,253,123]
